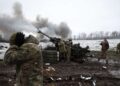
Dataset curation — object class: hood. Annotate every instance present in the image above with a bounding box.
[24,35,39,44]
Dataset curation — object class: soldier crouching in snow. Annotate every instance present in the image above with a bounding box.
[98,38,109,66]
[4,32,43,86]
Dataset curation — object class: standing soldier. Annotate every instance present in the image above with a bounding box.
[58,39,67,61]
[98,38,109,66]
[65,39,72,62]
[4,32,43,86]
[116,43,120,53]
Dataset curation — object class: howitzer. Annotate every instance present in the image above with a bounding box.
[38,30,60,44]
[71,44,91,63]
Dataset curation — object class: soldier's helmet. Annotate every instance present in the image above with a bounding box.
[25,35,39,44]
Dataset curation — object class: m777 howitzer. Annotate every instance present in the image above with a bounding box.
[38,30,60,44]
[38,30,91,63]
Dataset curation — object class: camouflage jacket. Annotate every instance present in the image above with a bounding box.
[100,41,109,51]
[4,43,43,86]
[58,40,66,53]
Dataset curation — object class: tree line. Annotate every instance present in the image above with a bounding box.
[0,31,120,41]
[73,31,120,40]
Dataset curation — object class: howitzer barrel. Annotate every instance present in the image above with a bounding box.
[38,30,51,39]
[38,30,60,44]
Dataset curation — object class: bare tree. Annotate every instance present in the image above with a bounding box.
[111,31,119,38]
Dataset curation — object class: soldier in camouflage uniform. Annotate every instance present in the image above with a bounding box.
[4,32,43,86]
[65,39,72,62]
[98,38,109,65]
[58,39,67,61]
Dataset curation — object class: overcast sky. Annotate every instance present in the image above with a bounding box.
[0,0,120,35]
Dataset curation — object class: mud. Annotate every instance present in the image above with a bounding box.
[0,51,120,86]
[47,61,120,86]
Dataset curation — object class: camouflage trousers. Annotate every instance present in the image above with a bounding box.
[101,50,107,59]
[66,48,71,62]
[15,74,43,86]
[98,50,108,64]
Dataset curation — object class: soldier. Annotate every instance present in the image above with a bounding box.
[65,39,72,62]
[116,43,120,53]
[98,38,109,65]
[58,39,67,61]
[4,32,43,86]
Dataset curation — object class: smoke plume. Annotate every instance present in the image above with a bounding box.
[0,2,37,41]
[57,22,72,38]
[13,2,23,18]
[0,2,72,41]
[33,16,72,39]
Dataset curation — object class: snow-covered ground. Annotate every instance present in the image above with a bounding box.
[0,39,120,59]
[73,39,120,51]
[0,42,9,59]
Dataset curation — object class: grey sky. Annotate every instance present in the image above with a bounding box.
[0,0,120,35]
